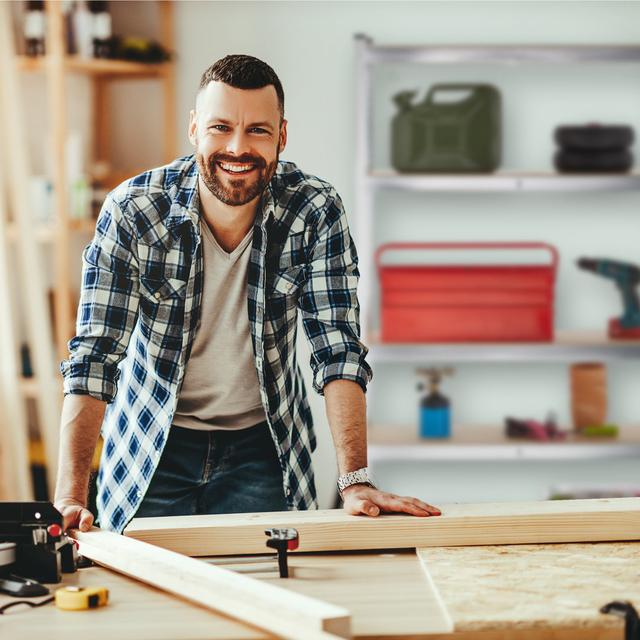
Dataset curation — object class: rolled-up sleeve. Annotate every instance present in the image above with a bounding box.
[298,190,373,395]
[60,194,140,403]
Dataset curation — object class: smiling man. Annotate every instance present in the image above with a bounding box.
[55,55,440,533]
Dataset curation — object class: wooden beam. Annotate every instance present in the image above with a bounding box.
[261,551,453,636]
[125,498,640,556]
[70,528,351,640]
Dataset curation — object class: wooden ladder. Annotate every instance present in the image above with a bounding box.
[0,2,62,499]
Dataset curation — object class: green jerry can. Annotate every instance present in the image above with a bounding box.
[391,84,502,173]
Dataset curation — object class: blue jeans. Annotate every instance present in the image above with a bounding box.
[135,422,288,517]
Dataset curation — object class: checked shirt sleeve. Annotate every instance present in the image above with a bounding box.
[298,190,373,395]
[60,194,140,403]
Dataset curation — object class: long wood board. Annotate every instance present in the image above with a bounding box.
[124,497,640,556]
[70,528,350,640]
[250,551,453,637]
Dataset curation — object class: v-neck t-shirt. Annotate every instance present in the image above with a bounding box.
[172,220,267,430]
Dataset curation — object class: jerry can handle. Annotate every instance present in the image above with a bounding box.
[375,242,559,276]
[424,84,481,105]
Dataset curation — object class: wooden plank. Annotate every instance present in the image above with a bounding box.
[0,562,272,640]
[70,528,351,640]
[418,542,640,634]
[255,551,453,636]
[125,498,640,556]
[0,2,61,495]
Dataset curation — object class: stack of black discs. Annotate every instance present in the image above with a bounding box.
[554,124,634,173]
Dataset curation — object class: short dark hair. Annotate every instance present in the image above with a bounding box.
[198,55,285,119]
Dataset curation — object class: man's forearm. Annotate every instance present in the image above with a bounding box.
[54,394,106,504]
[323,379,367,474]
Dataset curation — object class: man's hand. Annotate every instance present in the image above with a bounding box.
[54,498,94,532]
[341,484,441,517]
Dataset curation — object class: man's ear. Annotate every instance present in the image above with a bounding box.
[278,119,288,153]
[188,110,197,146]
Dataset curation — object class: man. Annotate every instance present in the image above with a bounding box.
[55,55,440,533]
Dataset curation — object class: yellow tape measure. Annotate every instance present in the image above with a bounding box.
[55,586,109,611]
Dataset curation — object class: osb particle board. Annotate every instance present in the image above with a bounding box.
[418,541,640,633]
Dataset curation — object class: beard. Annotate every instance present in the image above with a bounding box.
[196,148,279,207]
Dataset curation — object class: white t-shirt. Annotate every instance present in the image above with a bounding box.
[172,220,267,430]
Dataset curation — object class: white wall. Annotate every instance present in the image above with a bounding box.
[170,1,640,507]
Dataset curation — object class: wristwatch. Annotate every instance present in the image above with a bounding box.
[337,467,376,498]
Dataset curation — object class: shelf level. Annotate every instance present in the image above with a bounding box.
[368,170,640,193]
[6,219,96,243]
[368,425,640,461]
[360,42,640,65]
[367,330,640,363]
[17,55,170,78]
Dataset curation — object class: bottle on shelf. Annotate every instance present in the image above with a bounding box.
[66,131,91,220]
[24,0,46,57]
[72,0,94,58]
[88,0,112,59]
[417,367,454,439]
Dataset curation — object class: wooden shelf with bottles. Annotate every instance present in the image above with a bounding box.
[17,54,172,77]
[15,1,177,362]
[7,217,96,243]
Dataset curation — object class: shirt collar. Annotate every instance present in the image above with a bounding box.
[165,156,200,231]
[166,155,278,232]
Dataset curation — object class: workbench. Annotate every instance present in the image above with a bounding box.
[2,541,636,639]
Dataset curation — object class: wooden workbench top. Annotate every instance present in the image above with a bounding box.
[2,543,636,639]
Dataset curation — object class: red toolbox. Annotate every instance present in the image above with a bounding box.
[376,242,559,343]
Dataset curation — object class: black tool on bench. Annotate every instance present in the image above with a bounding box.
[601,601,640,640]
[0,502,77,587]
[209,528,299,578]
[265,528,299,579]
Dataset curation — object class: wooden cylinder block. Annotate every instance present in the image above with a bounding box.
[570,362,607,430]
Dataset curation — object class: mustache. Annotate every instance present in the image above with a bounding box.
[210,153,266,168]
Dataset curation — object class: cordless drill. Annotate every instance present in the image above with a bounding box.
[577,257,640,339]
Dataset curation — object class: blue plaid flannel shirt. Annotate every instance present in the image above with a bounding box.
[60,155,373,532]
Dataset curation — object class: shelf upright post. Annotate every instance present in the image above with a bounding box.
[46,0,74,361]
[93,74,109,172]
[0,1,61,496]
[354,34,375,344]
[159,0,177,163]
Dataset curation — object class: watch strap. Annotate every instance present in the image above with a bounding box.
[337,467,375,496]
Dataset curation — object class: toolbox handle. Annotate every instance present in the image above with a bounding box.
[375,242,559,274]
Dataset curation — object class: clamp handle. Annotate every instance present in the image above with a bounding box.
[265,528,299,578]
[600,601,640,640]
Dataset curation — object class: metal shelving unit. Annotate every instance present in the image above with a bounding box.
[368,330,640,363]
[369,170,640,193]
[354,36,640,462]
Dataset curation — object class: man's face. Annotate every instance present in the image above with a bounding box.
[189,81,286,207]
